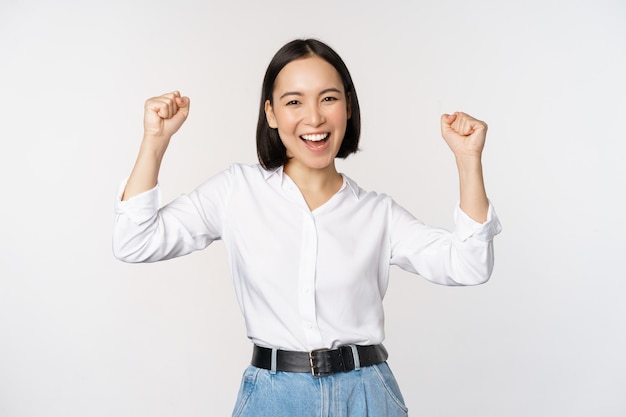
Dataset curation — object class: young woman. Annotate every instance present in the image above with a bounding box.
[113,39,502,416]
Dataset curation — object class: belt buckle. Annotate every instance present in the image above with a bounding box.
[309,349,334,378]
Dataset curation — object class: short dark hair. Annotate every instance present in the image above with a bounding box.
[256,39,361,169]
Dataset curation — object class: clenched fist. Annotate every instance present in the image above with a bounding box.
[144,91,190,140]
[440,112,487,160]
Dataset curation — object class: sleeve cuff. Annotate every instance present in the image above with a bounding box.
[114,179,161,224]
[453,201,503,242]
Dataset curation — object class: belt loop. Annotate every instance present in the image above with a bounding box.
[349,345,361,371]
[270,348,278,374]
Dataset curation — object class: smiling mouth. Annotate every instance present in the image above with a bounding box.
[300,133,329,146]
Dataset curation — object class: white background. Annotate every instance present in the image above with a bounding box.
[1,0,625,416]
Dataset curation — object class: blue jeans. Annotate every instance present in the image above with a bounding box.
[232,362,409,417]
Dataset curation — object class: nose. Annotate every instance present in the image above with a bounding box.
[305,102,325,127]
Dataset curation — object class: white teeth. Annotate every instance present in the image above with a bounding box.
[300,133,329,142]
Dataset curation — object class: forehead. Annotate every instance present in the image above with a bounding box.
[273,56,343,94]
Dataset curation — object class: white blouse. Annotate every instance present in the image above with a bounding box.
[113,163,502,351]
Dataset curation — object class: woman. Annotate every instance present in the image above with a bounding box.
[113,38,502,416]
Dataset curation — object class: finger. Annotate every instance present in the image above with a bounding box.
[455,112,487,129]
[175,96,191,116]
[165,94,178,118]
[145,98,169,119]
[169,98,178,118]
[440,113,456,136]
[451,118,469,136]
[156,99,173,119]
[161,91,180,100]
[167,91,181,116]
[153,96,178,119]
[451,112,478,136]
[441,113,456,124]
[152,92,179,118]
[170,97,191,126]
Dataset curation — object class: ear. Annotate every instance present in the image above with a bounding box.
[346,93,352,120]
[264,99,278,128]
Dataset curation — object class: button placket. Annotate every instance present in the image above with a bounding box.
[297,211,323,346]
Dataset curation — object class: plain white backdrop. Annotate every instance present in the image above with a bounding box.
[1,0,625,416]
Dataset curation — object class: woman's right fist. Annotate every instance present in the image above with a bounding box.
[143,91,190,139]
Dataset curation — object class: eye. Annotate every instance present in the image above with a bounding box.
[322,96,338,102]
[286,100,301,105]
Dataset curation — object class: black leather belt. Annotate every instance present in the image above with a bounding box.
[251,344,388,377]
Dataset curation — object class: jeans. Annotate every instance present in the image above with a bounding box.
[232,362,409,417]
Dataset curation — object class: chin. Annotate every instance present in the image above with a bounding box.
[307,156,337,170]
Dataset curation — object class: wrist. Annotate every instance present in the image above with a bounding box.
[139,134,171,161]
[455,153,483,173]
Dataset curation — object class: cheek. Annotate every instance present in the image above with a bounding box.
[330,108,349,131]
[274,111,299,132]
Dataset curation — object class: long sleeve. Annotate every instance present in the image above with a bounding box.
[112,169,232,263]
[389,199,502,286]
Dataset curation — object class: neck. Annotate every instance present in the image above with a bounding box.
[283,160,341,192]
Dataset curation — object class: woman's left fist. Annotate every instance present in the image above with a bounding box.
[440,112,487,159]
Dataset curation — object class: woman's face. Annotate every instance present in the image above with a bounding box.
[265,56,350,173]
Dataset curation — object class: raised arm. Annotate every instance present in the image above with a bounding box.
[122,91,190,200]
[440,112,489,223]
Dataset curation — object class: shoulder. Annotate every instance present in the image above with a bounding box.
[341,173,393,206]
[214,163,281,194]
[193,163,266,193]
[226,163,276,179]
[340,173,387,199]
[199,163,270,185]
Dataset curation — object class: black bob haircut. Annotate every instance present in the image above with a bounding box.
[256,39,361,170]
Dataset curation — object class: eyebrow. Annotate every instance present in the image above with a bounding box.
[279,87,343,100]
